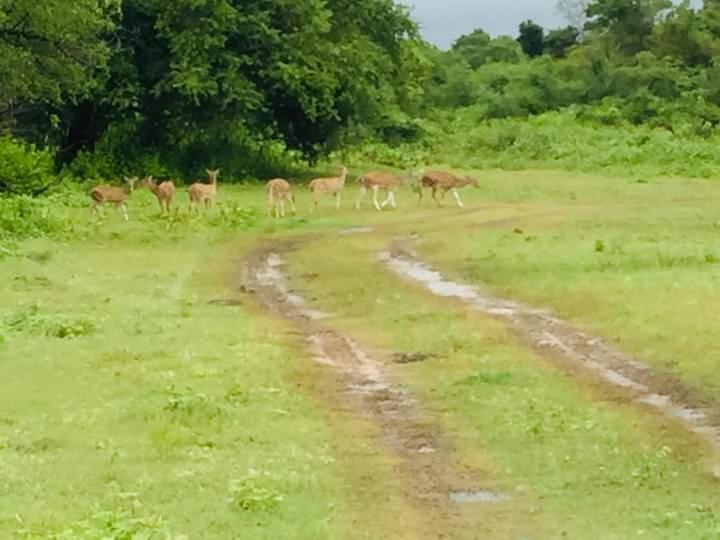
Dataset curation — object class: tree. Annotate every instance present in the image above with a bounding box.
[517,20,545,58]
[544,26,580,57]
[58,0,423,167]
[557,0,592,30]
[452,29,492,69]
[585,0,672,55]
[0,0,118,134]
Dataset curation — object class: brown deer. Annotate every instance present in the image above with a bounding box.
[418,171,479,208]
[139,175,177,215]
[266,178,296,218]
[188,169,220,214]
[309,165,348,214]
[355,170,412,211]
[90,177,138,221]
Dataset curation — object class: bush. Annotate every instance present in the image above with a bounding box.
[0,196,70,243]
[0,137,56,195]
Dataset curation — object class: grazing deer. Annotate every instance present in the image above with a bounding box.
[266,178,296,218]
[355,170,411,211]
[90,177,138,221]
[188,169,220,214]
[418,171,479,208]
[139,175,177,215]
[309,165,348,214]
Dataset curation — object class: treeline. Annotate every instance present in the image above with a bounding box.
[3,0,720,194]
[0,0,422,192]
[425,0,720,133]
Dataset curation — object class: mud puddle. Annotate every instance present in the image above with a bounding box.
[243,243,510,536]
[380,244,720,457]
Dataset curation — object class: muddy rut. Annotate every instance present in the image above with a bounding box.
[242,241,505,539]
[382,238,720,471]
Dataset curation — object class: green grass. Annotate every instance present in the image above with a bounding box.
[4,169,720,538]
[287,233,720,539]
[0,217,408,538]
[408,170,720,397]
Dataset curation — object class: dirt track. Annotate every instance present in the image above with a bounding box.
[242,241,507,539]
[382,237,720,475]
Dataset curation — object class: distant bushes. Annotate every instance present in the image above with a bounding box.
[351,109,720,179]
[0,137,56,195]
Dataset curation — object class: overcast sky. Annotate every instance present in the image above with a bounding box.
[400,0,567,48]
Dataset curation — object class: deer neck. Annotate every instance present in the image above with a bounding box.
[147,181,161,196]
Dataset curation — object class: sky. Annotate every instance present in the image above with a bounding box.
[400,0,568,49]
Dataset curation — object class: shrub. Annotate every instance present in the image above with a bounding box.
[0,137,56,195]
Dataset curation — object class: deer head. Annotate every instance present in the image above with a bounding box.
[138,175,155,190]
[462,176,479,188]
[207,169,220,184]
[124,176,139,192]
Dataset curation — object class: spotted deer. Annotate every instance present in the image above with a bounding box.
[355,170,411,211]
[266,178,296,218]
[139,175,177,215]
[309,165,348,214]
[90,177,138,221]
[418,171,479,208]
[188,169,219,214]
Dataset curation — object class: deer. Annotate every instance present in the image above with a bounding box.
[355,170,412,211]
[417,171,479,208]
[309,165,348,214]
[90,176,138,221]
[188,169,220,214]
[138,175,177,215]
[266,178,296,218]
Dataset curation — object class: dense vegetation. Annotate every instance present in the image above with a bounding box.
[3,0,720,191]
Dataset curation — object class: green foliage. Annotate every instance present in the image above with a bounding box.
[228,476,284,513]
[0,195,70,246]
[0,137,56,195]
[3,304,97,339]
[518,20,545,58]
[0,0,118,128]
[544,26,580,57]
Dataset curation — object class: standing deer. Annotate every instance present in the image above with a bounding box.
[266,178,296,218]
[90,177,138,221]
[309,165,348,214]
[188,169,220,214]
[355,170,412,211]
[139,175,177,215]
[418,171,479,208]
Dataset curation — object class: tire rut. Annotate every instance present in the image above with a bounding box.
[381,238,720,475]
[242,240,506,539]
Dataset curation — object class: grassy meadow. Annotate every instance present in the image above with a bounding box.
[2,169,720,538]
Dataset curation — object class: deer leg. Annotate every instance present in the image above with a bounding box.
[120,203,129,221]
[311,194,319,215]
[355,186,367,210]
[381,189,396,209]
[335,192,342,212]
[290,196,297,216]
[432,188,443,207]
[279,200,285,218]
[452,188,464,208]
[372,186,382,211]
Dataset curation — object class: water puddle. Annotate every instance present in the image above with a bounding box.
[339,226,374,236]
[380,250,720,453]
[254,253,330,321]
[449,490,510,504]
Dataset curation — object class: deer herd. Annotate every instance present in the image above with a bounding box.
[89,166,479,221]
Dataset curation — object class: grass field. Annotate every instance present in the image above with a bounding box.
[2,169,720,538]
